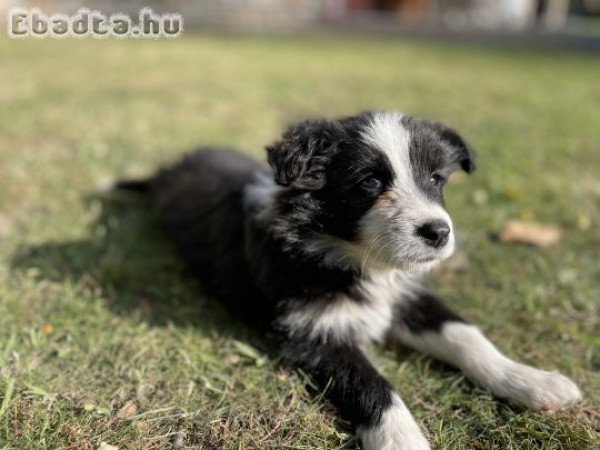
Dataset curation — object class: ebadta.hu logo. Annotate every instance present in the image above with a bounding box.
[7,7,183,38]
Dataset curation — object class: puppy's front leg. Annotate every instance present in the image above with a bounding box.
[281,337,431,450]
[392,290,582,410]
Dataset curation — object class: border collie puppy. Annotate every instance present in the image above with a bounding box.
[117,111,581,449]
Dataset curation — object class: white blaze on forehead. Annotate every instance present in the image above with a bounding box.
[360,111,443,214]
[360,111,412,185]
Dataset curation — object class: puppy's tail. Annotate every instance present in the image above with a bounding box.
[99,178,152,194]
[113,179,152,193]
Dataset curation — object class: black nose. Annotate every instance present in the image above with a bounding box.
[416,220,451,248]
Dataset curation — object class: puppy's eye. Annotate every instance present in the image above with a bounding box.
[430,172,446,187]
[361,177,383,191]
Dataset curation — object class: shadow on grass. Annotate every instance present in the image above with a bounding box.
[10,192,267,349]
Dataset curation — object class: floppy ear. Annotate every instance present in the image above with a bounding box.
[431,122,476,174]
[266,119,337,190]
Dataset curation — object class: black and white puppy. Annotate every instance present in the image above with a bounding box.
[117,111,581,449]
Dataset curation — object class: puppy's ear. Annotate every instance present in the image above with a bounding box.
[431,122,476,174]
[267,119,337,190]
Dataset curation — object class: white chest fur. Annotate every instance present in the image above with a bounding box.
[280,270,420,344]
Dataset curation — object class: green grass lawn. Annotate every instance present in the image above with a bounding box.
[0,34,599,449]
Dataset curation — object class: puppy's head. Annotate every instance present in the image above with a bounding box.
[267,111,475,272]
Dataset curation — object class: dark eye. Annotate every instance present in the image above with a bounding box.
[430,172,446,187]
[361,176,383,191]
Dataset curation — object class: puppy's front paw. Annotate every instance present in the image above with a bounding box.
[498,363,582,410]
[360,394,431,450]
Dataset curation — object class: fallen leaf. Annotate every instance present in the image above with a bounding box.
[499,220,562,247]
[116,400,137,420]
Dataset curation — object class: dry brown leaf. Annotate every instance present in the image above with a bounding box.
[499,220,562,247]
[116,400,137,420]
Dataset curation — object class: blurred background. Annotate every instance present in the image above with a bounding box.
[3,0,600,35]
[0,1,599,449]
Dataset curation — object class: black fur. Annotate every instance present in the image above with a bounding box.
[266,119,341,190]
[114,179,151,192]
[142,149,269,319]
[402,116,475,206]
[280,335,393,427]
[399,290,466,333]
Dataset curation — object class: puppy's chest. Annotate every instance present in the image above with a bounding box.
[281,271,418,344]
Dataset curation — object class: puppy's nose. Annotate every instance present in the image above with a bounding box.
[416,220,451,248]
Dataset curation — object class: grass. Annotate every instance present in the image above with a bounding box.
[0,33,599,449]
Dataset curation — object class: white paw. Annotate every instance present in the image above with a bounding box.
[360,394,431,450]
[496,362,582,410]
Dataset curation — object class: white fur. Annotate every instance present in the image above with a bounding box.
[360,393,431,450]
[279,270,419,344]
[358,111,455,270]
[360,111,412,183]
[392,322,582,409]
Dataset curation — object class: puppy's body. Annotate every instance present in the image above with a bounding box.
[118,111,581,449]
[144,149,267,317]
